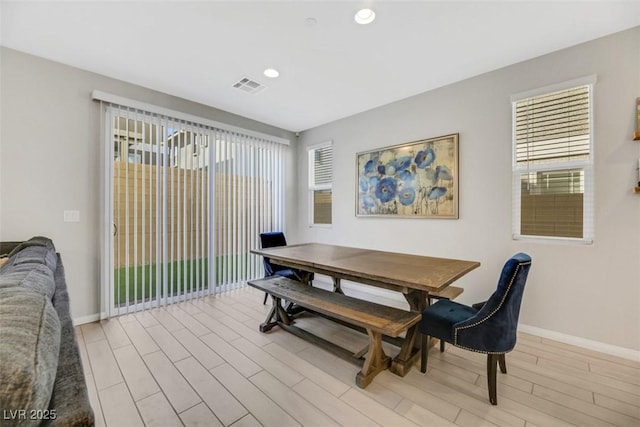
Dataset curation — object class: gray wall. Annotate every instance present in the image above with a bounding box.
[2,27,638,353]
[297,27,640,352]
[0,47,298,320]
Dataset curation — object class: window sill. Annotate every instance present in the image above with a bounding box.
[512,234,593,245]
[309,224,332,229]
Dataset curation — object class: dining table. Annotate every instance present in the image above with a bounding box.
[251,242,480,376]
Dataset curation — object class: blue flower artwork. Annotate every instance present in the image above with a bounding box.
[361,194,376,209]
[435,165,453,183]
[375,177,397,203]
[415,148,435,169]
[356,134,459,218]
[395,156,412,172]
[359,175,369,192]
[399,187,416,206]
[397,170,416,185]
[364,157,378,174]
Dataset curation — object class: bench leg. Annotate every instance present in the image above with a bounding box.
[259,296,291,332]
[285,301,306,315]
[355,329,390,388]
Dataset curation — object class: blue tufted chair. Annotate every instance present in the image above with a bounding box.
[259,232,314,304]
[418,253,532,405]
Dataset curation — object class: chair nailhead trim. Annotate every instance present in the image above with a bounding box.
[452,260,531,354]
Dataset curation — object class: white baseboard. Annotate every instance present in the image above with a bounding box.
[73,313,101,326]
[321,276,640,362]
[518,324,640,362]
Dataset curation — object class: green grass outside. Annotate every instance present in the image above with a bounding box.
[114,254,252,306]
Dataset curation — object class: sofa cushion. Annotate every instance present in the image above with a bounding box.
[7,237,56,256]
[0,288,61,427]
[0,264,56,299]
[13,246,57,273]
[5,237,57,273]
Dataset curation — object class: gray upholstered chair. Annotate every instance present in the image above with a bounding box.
[418,253,532,405]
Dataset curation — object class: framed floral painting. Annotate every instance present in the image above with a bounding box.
[356,133,459,218]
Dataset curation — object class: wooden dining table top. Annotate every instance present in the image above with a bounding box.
[251,243,480,293]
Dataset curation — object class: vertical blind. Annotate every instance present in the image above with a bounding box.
[101,98,286,317]
[309,143,333,225]
[214,131,285,289]
[512,82,593,241]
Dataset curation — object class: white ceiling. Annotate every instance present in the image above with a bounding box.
[1,1,639,132]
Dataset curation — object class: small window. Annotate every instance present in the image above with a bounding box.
[308,142,333,226]
[512,78,595,242]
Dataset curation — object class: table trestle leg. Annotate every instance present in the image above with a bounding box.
[390,290,425,376]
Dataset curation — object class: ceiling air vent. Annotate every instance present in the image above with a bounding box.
[232,77,267,94]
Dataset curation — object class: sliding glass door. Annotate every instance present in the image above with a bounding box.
[101,102,285,317]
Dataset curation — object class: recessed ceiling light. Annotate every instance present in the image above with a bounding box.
[355,8,375,25]
[263,68,280,78]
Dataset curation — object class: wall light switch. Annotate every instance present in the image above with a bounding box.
[63,210,80,223]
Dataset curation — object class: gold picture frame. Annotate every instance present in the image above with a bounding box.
[634,97,640,140]
[356,133,459,218]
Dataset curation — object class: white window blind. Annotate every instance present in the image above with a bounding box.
[515,86,591,165]
[512,79,594,243]
[308,142,333,225]
[96,92,287,317]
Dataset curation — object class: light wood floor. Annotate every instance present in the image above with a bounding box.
[77,286,640,427]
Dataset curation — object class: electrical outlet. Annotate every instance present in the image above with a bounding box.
[63,210,80,223]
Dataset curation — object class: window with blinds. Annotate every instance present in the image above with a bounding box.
[308,142,333,225]
[512,80,594,242]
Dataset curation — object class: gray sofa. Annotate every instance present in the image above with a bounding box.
[0,237,94,426]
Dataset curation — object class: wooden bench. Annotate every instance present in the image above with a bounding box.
[248,276,422,388]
